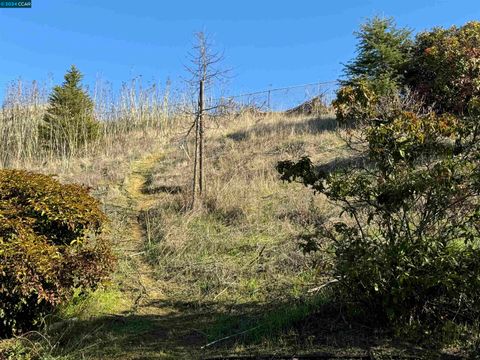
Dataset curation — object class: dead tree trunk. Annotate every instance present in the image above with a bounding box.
[198,79,205,196]
[191,113,200,208]
[185,31,227,210]
[191,79,204,209]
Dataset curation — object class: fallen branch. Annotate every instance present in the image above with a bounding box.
[307,279,340,294]
[200,326,260,349]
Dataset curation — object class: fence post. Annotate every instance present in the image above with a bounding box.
[267,84,272,110]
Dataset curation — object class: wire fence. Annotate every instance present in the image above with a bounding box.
[221,81,337,111]
[88,79,339,122]
[212,80,338,114]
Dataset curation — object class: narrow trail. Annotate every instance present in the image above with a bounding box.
[98,150,209,359]
[121,152,171,317]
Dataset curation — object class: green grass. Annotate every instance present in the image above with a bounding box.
[58,287,132,321]
[206,293,330,347]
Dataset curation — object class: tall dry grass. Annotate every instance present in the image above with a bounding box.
[140,110,349,304]
[0,77,188,175]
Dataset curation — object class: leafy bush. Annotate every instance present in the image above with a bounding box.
[40,65,100,155]
[332,79,379,125]
[407,21,480,115]
[0,169,114,336]
[336,19,480,123]
[277,106,480,332]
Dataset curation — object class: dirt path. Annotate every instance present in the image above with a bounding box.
[122,152,171,316]
[99,151,208,359]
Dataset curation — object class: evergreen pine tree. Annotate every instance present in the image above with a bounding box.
[333,17,414,124]
[40,65,99,155]
[342,17,413,92]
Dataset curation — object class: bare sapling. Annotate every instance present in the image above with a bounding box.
[184,31,228,209]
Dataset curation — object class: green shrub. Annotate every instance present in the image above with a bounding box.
[335,19,480,123]
[277,108,480,332]
[0,169,114,337]
[333,79,379,125]
[407,21,480,115]
[40,65,100,155]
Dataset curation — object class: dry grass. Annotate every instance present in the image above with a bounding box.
[0,78,180,171]
[142,112,346,306]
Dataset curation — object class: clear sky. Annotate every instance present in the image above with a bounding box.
[1,0,479,99]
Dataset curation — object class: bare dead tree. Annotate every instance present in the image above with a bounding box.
[185,31,228,209]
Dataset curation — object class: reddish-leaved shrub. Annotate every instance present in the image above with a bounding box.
[0,169,114,336]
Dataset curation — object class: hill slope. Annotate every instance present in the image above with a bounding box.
[1,113,461,359]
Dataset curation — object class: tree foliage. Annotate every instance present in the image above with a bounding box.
[278,102,480,330]
[332,79,380,125]
[342,16,413,86]
[407,21,480,115]
[0,170,113,336]
[40,65,99,155]
[334,17,413,125]
[334,19,480,124]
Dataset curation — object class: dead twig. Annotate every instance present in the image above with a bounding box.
[307,278,340,294]
[200,326,260,349]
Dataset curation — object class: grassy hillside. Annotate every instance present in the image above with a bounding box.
[0,111,467,359]
[142,113,342,303]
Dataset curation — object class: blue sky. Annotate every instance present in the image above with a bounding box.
[1,0,479,100]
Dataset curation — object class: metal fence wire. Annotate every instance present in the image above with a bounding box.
[209,80,338,116]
